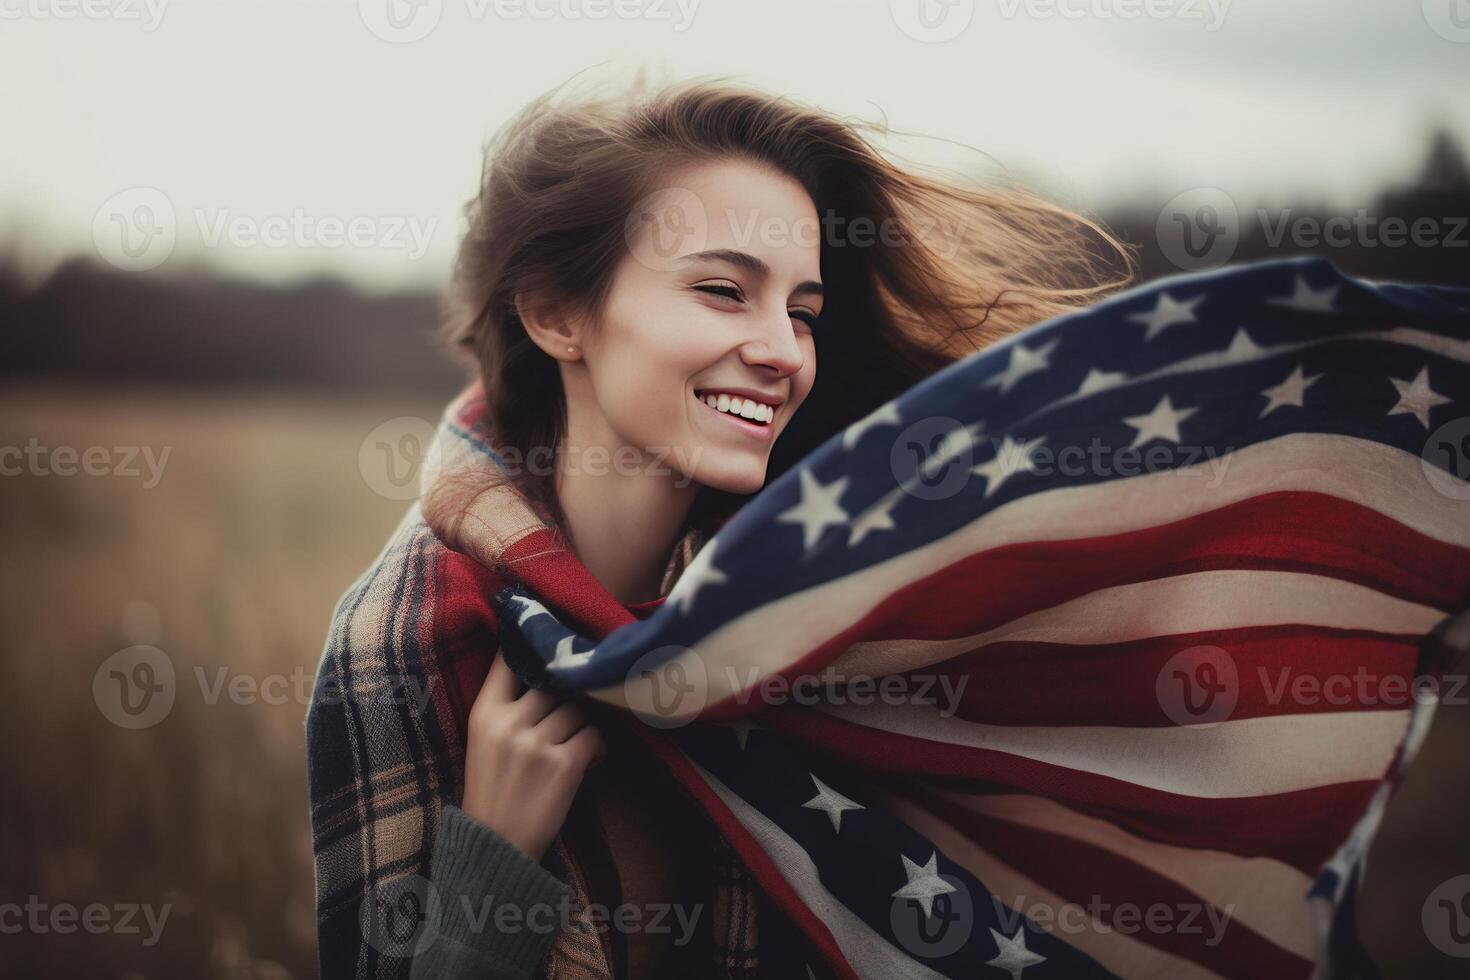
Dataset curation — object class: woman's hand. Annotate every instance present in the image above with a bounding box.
[460,651,608,862]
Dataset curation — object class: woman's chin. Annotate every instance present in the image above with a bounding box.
[690,459,768,496]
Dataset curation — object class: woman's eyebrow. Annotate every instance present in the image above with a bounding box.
[680,248,824,298]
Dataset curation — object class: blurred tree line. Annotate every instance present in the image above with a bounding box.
[3,129,1466,398]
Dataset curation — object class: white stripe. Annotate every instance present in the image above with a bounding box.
[586,433,1462,716]
[924,791,1316,960]
[837,569,1446,677]
[686,759,950,980]
[813,702,1410,798]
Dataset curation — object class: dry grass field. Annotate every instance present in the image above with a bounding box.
[1,384,1466,978]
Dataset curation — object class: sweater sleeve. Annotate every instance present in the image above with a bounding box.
[410,804,575,980]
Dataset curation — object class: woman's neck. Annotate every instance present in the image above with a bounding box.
[553,410,702,606]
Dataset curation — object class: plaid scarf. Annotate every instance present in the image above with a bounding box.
[417,379,778,978]
[307,379,782,980]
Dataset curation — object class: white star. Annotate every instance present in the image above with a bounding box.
[1077,367,1128,396]
[667,538,729,615]
[547,634,597,670]
[1123,395,1198,447]
[800,774,864,832]
[1387,366,1451,429]
[983,339,1059,394]
[971,434,1045,497]
[1266,273,1339,313]
[1223,328,1265,360]
[841,402,902,451]
[513,597,597,670]
[1126,292,1203,341]
[891,851,956,919]
[847,489,902,547]
[724,717,756,750]
[986,926,1047,980]
[777,467,850,551]
[916,421,986,484]
[1259,364,1320,418]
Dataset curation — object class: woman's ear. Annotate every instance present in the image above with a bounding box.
[515,291,586,361]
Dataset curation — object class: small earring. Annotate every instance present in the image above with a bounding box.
[566,345,576,353]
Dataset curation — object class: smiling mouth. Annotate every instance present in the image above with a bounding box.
[693,390,776,436]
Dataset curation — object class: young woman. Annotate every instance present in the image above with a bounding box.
[306,74,1132,979]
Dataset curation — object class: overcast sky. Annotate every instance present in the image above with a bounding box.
[2,0,1467,292]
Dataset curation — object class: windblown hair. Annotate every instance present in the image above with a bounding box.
[440,72,1136,529]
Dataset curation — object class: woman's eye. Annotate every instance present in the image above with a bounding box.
[696,283,819,331]
[695,283,743,302]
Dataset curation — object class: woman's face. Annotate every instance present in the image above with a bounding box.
[572,157,823,495]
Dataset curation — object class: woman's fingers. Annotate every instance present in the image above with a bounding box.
[479,649,518,706]
[533,700,588,744]
[561,724,607,770]
[506,682,562,728]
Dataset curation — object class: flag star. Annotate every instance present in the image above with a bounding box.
[1266,273,1339,313]
[891,851,957,919]
[548,634,597,670]
[986,926,1047,980]
[1223,328,1265,360]
[801,774,865,832]
[971,434,1045,497]
[777,467,851,551]
[917,421,987,483]
[1077,367,1128,396]
[725,717,756,750]
[667,538,729,615]
[1387,366,1451,429]
[841,402,902,451]
[847,489,902,547]
[1123,395,1198,447]
[1259,364,1321,418]
[1126,292,1203,341]
[983,339,1059,394]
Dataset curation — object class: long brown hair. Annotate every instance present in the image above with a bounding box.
[440,72,1135,532]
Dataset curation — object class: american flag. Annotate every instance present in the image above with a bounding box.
[489,256,1470,979]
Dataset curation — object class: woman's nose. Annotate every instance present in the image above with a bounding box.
[739,308,806,376]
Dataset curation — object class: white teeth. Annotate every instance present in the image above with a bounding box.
[698,391,773,424]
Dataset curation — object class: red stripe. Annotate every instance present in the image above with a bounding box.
[930,626,1424,727]
[847,491,1466,644]
[908,784,1316,979]
[764,707,1380,873]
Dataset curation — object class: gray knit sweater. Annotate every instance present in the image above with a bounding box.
[409,804,574,979]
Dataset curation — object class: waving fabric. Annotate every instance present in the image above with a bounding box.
[427,256,1470,979]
